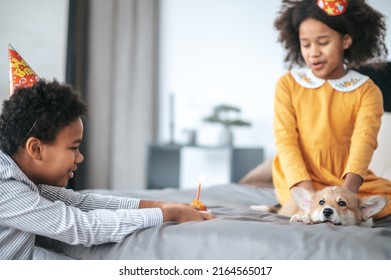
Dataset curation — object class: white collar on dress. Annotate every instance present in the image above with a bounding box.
[290,68,369,92]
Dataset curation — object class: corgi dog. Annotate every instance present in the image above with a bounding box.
[251,186,387,227]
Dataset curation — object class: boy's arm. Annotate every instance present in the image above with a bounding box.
[1,182,213,247]
[38,184,141,211]
[1,181,162,246]
[39,186,214,222]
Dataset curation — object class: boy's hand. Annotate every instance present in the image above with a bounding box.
[160,202,215,223]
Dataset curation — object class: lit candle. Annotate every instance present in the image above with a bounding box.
[191,175,209,212]
[196,181,201,201]
[195,174,205,201]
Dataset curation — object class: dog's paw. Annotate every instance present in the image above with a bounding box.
[290,214,311,224]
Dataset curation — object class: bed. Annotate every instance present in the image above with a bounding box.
[37,104,391,260]
[36,181,391,260]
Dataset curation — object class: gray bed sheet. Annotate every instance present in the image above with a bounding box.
[36,184,391,260]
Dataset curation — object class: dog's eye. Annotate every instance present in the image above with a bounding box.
[338,201,346,207]
[319,199,325,206]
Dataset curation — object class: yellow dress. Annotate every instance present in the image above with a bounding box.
[272,68,391,219]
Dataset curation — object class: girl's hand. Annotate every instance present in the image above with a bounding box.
[343,173,363,193]
[293,180,316,193]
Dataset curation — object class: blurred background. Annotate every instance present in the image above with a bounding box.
[1,0,390,191]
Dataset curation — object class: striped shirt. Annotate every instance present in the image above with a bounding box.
[0,151,163,260]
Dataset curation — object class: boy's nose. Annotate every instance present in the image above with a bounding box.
[76,151,84,164]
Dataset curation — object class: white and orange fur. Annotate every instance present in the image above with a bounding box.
[251,186,388,227]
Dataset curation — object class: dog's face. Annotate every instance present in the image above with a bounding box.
[291,186,388,226]
[309,187,361,226]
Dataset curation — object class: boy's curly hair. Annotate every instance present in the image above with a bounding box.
[274,0,388,69]
[0,79,88,156]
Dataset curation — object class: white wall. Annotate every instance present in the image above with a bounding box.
[159,0,391,186]
[159,0,284,161]
[0,0,68,101]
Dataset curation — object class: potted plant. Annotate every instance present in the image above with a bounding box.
[203,104,251,145]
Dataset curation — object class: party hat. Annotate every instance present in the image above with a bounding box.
[317,0,348,16]
[8,44,40,95]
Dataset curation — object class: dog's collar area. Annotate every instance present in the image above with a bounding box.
[308,220,342,226]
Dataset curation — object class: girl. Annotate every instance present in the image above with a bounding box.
[272,0,391,219]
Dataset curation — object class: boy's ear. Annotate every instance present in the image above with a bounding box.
[25,137,43,160]
[343,34,352,50]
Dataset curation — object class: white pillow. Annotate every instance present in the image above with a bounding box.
[369,112,391,181]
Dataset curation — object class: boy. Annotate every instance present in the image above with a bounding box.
[0,79,213,260]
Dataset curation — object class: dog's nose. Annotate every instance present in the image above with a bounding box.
[323,208,333,218]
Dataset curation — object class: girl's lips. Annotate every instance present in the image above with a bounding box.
[311,62,325,70]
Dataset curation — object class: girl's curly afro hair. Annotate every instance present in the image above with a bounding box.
[0,79,88,156]
[274,0,388,69]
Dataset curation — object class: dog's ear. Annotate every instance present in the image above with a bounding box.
[359,196,388,221]
[291,187,314,213]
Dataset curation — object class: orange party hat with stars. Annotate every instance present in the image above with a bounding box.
[8,44,40,95]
